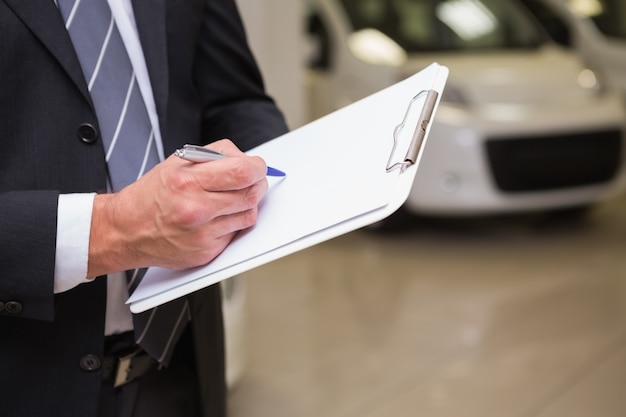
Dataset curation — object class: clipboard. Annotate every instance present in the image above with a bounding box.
[127,62,449,313]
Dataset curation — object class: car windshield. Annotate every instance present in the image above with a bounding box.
[575,0,626,40]
[338,0,548,52]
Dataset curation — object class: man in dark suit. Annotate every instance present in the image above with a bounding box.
[0,0,288,416]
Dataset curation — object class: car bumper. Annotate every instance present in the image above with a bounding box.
[405,98,626,215]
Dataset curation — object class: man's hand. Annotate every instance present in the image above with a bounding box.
[87,139,269,277]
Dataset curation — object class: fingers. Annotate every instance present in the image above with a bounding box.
[187,155,268,192]
[164,177,267,230]
[170,141,268,192]
[162,149,269,222]
[199,179,268,220]
[184,206,260,250]
[158,209,257,271]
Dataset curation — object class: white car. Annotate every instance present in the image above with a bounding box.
[522,0,626,98]
[306,0,626,215]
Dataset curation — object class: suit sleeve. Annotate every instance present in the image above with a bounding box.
[193,0,289,150]
[0,191,58,321]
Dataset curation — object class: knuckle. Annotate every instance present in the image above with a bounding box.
[239,207,259,228]
[171,199,204,227]
[243,184,263,208]
[163,168,197,191]
[231,158,262,185]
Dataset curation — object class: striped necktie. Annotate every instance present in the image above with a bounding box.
[57,0,189,365]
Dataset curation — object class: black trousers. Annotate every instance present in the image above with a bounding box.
[98,328,201,417]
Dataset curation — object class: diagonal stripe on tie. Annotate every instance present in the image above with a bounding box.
[57,0,189,365]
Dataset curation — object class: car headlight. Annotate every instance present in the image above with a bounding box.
[578,68,606,95]
[347,29,407,67]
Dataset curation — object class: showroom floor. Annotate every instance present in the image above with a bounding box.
[227,190,626,417]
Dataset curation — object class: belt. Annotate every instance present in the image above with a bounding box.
[101,348,158,388]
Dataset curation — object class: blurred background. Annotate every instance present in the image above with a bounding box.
[222,1,626,416]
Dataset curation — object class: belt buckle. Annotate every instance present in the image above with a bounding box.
[113,348,142,388]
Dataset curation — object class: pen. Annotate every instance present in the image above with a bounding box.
[175,144,286,177]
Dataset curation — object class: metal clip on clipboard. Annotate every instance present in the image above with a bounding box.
[386,89,439,173]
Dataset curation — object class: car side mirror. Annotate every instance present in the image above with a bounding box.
[542,17,572,47]
[306,12,333,70]
[521,0,573,47]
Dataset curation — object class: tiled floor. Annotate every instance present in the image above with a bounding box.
[228,191,626,417]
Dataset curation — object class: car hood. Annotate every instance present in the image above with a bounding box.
[404,46,598,106]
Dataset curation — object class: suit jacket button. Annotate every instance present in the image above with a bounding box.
[80,354,102,372]
[4,301,22,314]
[77,123,98,144]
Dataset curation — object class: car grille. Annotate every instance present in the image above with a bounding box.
[485,129,623,192]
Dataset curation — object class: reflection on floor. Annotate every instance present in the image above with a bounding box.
[228,192,626,417]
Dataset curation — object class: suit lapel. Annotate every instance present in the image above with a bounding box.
[4,0,93,106]
[132,0,169,137]
[5,0,168,130]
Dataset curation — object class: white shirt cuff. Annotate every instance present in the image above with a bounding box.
[54,193,96,293]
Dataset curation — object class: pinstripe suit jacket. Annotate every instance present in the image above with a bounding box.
[0,0,288,415]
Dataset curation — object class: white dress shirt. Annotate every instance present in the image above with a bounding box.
[54,0,164,335]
